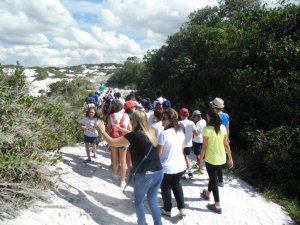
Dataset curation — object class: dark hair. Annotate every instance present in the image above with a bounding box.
[114,92,121,98]
[113,101,123,113]
[207,108,221,134]
[162,108,180,132]
[154,108,163,121]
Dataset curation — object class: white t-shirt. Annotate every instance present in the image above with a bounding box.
[147,111,154,125]
[179,119,196,147]
[152,121,164,140]
[193,119,207,143]
[80,117,99,137]
[158,128,186,174]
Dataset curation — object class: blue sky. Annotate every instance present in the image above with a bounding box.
[0,0,296,67]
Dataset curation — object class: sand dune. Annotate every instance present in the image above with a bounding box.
[1,142,294,225]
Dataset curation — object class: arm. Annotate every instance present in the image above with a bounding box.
[114,119,132,134]
[106,115,112,133]
[114,124,131,134]
[227,122,230,140]
[224,135,233,169]
[157,144,163,156]
[98,121,130,147]
[193,129,199,136]
[80,123,88,131]
[80,119,89,131]
[199,136,208,164]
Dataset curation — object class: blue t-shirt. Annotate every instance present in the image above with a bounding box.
[219,112,229,128]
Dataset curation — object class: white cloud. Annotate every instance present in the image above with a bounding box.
[98,0,216,37]
[100,9,121,28]
[0,0,218,66]
[0,0,76,45]
[53,37,79,48]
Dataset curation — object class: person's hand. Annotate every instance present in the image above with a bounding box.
[227,159,233,169]
[98,120,106,132]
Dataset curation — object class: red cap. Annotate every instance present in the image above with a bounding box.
[124,100,137,110]
[180,108,189,116]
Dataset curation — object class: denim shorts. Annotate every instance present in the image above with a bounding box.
[183,147,193,155]
[84,135,98,144]
[192,142,202,155]
[110,145,129,150]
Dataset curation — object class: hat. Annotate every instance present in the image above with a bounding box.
[124,100,137,110]
[145,102,154,110]
[180,108,189,116]
[210,97,225,109]
[153,100,162,108]
[192,110,201,117]
[141,98,148,103]
[162,100,171,109]
[156,97,164,104]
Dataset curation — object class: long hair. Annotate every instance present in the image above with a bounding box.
[154,108,163,121]
[162,108,181,132]
[130,110,157,147]
[207,108,221,134]
[85,107,100,118]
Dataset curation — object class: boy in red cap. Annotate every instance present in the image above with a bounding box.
[179,108,196,179]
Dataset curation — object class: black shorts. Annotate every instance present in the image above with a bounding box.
[192,142,202,155]
[183,147,193,156]
[84,135,98,144]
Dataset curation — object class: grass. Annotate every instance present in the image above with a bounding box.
[232,148,300,224]
[262,186,300,224]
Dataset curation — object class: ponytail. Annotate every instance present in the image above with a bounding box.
[207,108,221,134]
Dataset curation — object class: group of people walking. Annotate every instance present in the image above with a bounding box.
[79,87,233,225]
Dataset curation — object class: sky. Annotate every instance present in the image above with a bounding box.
[0,0,296,67]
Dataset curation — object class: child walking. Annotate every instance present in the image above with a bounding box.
[80,107,100,162]
[179,108,196,179]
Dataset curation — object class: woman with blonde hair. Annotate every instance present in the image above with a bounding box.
[98,110,163,225]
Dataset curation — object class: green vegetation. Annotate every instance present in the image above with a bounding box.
[0,0,299,222]
[0,64,94,218]
[108,1,300,222]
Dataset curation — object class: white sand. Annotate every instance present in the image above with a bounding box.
[1,142,294,225]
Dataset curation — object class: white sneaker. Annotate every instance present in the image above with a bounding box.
[120,181,126,189]
[112,173,119,181]
[179,208,187,217]
[161,208,171,217]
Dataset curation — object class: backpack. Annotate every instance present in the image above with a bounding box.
[110,112,127,138]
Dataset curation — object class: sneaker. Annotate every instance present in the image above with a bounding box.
[193,169,202,174]
[218,181,224,187]
[179,208,187,217]
[201,189,210,200]
[206,204,222,214]
[84,158,91,163]
[188,172,194,179]
[192,163,198,169]
[112,173,119,181]
[181,174,187,181]
[120,181,126,189]
[161,208,171,217]
[93,154,97,158]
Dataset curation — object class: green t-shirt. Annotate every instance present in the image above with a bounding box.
[202,125,227,165]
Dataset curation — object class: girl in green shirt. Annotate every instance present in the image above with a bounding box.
[199,108,233,214]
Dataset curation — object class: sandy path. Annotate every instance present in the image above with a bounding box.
[1,142,294,225]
